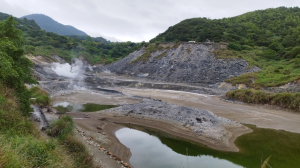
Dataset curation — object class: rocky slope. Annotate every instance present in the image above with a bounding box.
[104,43,260,86]
[98,99,248,151]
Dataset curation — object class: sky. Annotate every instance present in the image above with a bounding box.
[0,0,299,42]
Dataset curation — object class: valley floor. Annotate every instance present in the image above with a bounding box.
[51,85,300,167]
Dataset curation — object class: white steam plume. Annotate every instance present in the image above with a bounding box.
[51,59,93,90]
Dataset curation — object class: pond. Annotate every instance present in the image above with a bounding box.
[53,102,117,113]
[115,124,300,168]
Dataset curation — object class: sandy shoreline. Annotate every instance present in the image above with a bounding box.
[68,110,252,167]
[99,114,252,152]
[69,112,133,168]
[118,88,300,134]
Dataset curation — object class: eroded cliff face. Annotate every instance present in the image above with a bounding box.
[104,43,260,85]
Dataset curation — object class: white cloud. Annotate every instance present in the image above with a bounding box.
[0,0,299,42]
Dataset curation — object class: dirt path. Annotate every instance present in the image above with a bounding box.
[117,88,300,134]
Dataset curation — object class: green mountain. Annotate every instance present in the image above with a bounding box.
[0,12,142,64]
[23,14,88,36]
[151,6,300,49]
[149,7,300,89]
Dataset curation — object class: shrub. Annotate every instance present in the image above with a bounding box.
[29,87,51,107]
[228,42,242,51]
[47,115,74,140]
[226,89,300,111]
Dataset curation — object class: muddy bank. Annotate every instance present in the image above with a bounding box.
[52,90,140,105]
[70,112,132,168]
[118,88,300,134]
[91,100,251,152]
[67,110,249,168]
[85,75,235,95]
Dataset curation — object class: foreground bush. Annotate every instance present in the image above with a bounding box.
[48,116,94,168]
[29,86,51,107]
[48,115,74,140]
[226,89,300,111]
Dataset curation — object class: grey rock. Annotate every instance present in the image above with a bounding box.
[104,43,260,85]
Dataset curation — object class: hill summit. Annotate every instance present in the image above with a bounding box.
[23,14,88,36]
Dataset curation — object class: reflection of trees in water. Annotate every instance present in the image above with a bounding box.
[120,124,300,168]
[53,102,117,113]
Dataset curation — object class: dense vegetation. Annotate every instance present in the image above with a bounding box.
[0,12,144,64]
[0,16,37,114]
[23,14,88,36]
[150,7,300,88]
[151,7,300,50]
[226,89,300,112]
[29,87,51,108]
[0,17,94,168]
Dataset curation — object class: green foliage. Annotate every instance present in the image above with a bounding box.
[155,50,168,60]
[268,42,284,52]
[0,16,37,114]
[213,48,239,59]
[261,49,278,59]
[63,135,94,168]
[131,43,159,63]
[47,115,74,140]
[0,12,144,65]
[228,42,242,51]
[47,116,93,167]
[29,87,51,107]
[284,46,300,59]
[225,73,255,86]
[0,16,93,168]
[226,89,300,111]
[0,85,75,168]
[222,47,300,88]
[151,7,300,49]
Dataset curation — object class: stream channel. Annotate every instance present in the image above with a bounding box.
[116,124,300,168]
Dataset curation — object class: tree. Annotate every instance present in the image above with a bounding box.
[0,16,37,114]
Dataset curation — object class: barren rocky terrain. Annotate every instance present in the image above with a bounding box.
[29,43,300,168]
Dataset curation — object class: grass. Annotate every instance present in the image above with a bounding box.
[31,45,109,64]
[131,43,158,63]
[30,86,51,108]
[226,89,300,111]
[47,115,94,167]
[0,135,73,168]
[213,48,240,59]
[154,50,168,60]
[0,84,95,168]
[131,42,181,63]
[47,115,74,140]
[214,47,300,88]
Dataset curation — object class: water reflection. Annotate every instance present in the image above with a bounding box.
[53,102,117,113]
[116,124,300,168]
[116,128,242,168]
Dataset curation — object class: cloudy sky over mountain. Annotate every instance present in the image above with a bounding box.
[1,0,299,42]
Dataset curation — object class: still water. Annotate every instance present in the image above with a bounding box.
[116,125,300,168]
[53,102,117,113]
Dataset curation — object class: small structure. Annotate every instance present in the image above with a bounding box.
[188,41,196,43]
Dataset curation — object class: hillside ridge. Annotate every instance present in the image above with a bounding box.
[23,14,88,36]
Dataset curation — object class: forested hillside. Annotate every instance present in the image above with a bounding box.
[0,16,95,168]
[0,12,143,64]
[151,7,300,49]
[149,7,300,88]
[23,14,88,36]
